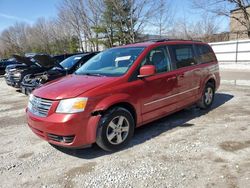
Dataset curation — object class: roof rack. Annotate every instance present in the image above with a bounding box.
[136,38,202,43]
[155,38,202,42]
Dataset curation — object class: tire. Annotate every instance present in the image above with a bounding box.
[96,107,135,152]
[197,82,215,109]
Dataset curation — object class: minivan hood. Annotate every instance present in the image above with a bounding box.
[33,74,115,100]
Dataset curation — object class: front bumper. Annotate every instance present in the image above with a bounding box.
[4,76,21,88]
[20,83,36,95]
[26,109,101,148]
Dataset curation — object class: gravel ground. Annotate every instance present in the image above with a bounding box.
[0,77,250,188]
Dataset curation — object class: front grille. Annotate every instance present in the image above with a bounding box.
[28,95,53,117]
[47,134,75,143]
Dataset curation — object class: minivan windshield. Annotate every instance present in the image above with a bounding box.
[60,54,84,70]
[75,47,144,77]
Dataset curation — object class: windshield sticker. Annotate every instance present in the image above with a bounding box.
[74,57,82,60]
[115,56,131,62]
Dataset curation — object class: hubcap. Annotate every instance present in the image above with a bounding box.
[205,87,213,105]
[106,116,130,145]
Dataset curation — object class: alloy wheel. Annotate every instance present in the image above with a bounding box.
[106,116,130,145]
[205,87,213,105]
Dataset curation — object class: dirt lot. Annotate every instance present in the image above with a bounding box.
[0,77,250,188]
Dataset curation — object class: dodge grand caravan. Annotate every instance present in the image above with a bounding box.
[26,39,220,151]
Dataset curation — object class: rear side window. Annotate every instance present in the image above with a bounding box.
[196,44,217,64]
[170,45,196,69]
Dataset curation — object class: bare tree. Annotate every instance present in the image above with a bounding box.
[132,0,164,39]
[168,14,219,42]
[57,0,84,51]
[0,22,31,56]
[193,15,220,42]
[57,0,176,49]
[86,0,104,51]
[47,19,73,54]
[192,0,250,38]
[29,18,54,54]
[94,0,169,46]
[147,0,175,38]
[57,0,104,51]
[0,0,177,57]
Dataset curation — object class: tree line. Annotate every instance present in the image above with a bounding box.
[0,0,249,59]
[0,0,173,58]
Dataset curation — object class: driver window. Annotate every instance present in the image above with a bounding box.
[141,46,171,73]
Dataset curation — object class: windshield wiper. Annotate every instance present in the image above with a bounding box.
[85,73,105,77]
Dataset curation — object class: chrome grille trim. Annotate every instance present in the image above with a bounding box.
[28,95,53,117]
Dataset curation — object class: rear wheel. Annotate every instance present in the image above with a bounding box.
[96,107,135,152]
[197,82,215,109]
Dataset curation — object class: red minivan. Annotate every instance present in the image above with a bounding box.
[26,39,220,151]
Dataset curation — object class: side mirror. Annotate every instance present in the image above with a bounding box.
[138,65,156,78]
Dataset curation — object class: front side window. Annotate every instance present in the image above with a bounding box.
[75,47,144,77]
[196,44,217,64]
[171,45,196,68]
[141,46,171,73]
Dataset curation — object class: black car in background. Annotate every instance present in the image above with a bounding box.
[20,52,98,95]
[4,54,58,88]
[0,58,20,75]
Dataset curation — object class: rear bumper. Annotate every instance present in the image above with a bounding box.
[26,109,101,148]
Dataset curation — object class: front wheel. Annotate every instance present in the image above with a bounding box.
[96,107,135,152]
[197,82,215,109]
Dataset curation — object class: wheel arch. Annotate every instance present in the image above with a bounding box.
[105,102,137,125]
[207,77,216,89]
[91,94,138,125]
[202,74,217,91]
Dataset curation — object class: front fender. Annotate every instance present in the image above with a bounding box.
[93,93,131,111]
[92,93,142,125]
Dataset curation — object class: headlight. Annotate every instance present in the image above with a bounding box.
[14,72,21,78]
[28,94,34,111]
[56,97,88,113]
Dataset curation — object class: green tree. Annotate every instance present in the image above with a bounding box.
[94,0,136,48]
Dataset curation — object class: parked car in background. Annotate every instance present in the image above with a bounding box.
[26,39,220,151]
[4,55,56,88]
[0,58,20,75]
[4,53,78,88]
[52,54,77,63]
[52,52,93,63]
[20,52,98,95]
